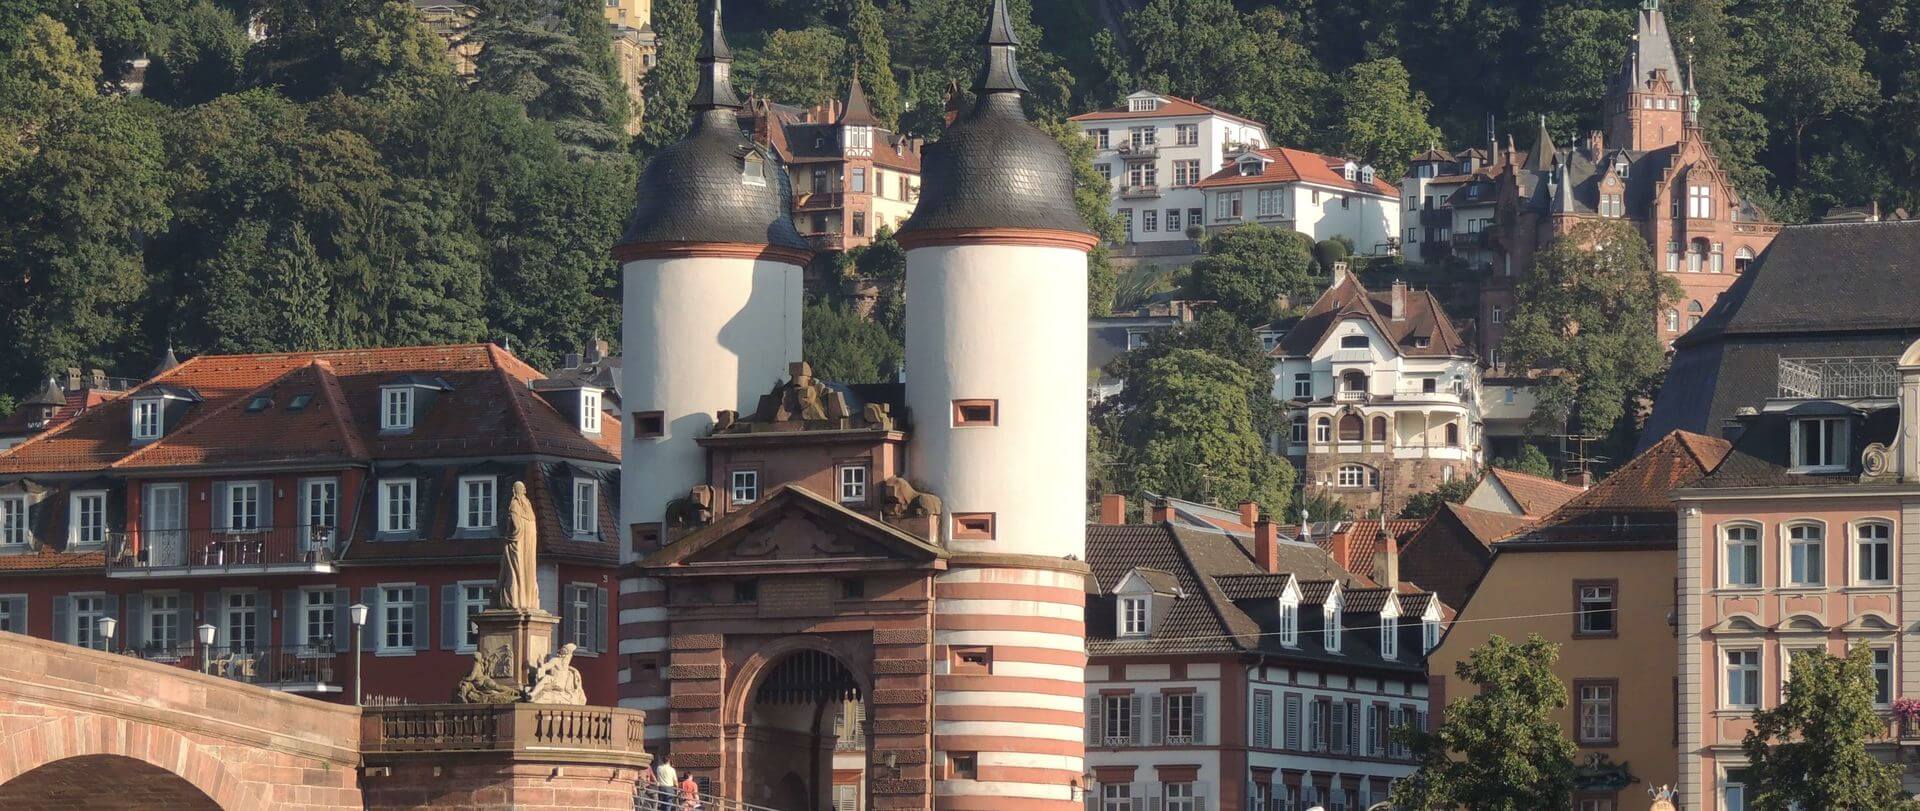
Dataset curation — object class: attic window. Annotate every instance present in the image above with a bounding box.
[579,389,603,434]
[1129,97,1160,112]
[381,387,413,432]
[742,153,767,187]
[245,395,272,413]
[1238,160,1260,177]
[1360,166,1375,184]
[1119,596,1149,636]
[1790,417,1848,472]
[1342,163,1357,182]
[131,398,162,440]
[287,394,312,411]
[952,512,995,540]
[1415,336,1432,348]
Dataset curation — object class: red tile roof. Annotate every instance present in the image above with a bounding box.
[1069,95,1265,129]
[1320,519,1425,581]
[1500,431,1731,547]
[0,345,619,473]
[0,388,124,438]
[1483,468,1585,517]
[1195,146,1398,196]
[0,549,101,572]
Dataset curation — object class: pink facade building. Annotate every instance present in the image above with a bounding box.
[1675,339,1920,809]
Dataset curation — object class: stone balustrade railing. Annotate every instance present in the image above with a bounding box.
[362,703,649,766]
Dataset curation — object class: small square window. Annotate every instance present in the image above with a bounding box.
[952,512,995,540]
[733,580,758,603]
[838,465,867,503]
[950,646,992,675]
[631,522,661,553]
[953,399,997,426]
[1575,582,1617,636]
[730,470,759,505]
[949,752,978,780]
[633,411,665,438]
[840,578,865,600]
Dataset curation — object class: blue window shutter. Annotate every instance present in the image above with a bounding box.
[128,594,148,650]
[212,483,230,530]
[102,594,119,632]
[440,585,458,651]
[9,596,27,635]
[411,586,429,651]
[52,595,72,643]
[333,588,352,653]
[360,587,378,651]
[282,589,301,650]
[257,480,274,529]
[203,591,221,634]
[593,585,608,653]
[559,584,576,646]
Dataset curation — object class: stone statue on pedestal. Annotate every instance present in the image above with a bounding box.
[495,481,539,610]
[527,643,587,704]
[457,480,574,704]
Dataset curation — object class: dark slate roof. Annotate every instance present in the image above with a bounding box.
[1643,222,1920,447]
[900,92,1088,235]
[25,378,64,407]
[1694,404,1899,489]
[1615,2,1685,96]
[838,72,880,127]
[619,110,810,251]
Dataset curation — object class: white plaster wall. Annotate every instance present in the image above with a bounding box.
[904,242,1087,559]
[1084,675,1227,800]
[620,255,802,546]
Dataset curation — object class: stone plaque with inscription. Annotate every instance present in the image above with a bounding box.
[759,577,834,617]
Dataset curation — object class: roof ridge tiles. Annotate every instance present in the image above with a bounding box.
[485,343,541,455]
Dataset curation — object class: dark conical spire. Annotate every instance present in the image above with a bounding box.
[975,0,1028,94]
[1522,114,1557,172]
[839,61,879,127]
[26,377,64,407]
[692,0,740,111]
[150,344,180,378]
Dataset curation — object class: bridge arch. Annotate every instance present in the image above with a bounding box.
[0,754,220,809]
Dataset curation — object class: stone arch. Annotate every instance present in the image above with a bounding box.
[723,636,875,811]
[0,713,271,810]
[0,755,217,810]
[722,634,874,728]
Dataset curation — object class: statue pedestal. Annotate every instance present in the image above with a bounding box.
[472,608,559,693]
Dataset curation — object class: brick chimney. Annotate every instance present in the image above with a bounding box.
[1100,494,1127,525]
[1255,519,1279,573]
[1566,469,1594,488]
[1329,528,1351,571]
[1238,501,1259,528]
[1390,281,1409,321]
[1377,533,1401,589]
[1149,499,1172,524]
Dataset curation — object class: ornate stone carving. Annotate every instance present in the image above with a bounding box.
[454,645,522,704]
[494,482,539,611]
[1863,442,1893,482]
[666,485,716,530]
[1572,752,1638,791]
[882,477,942,518]
[526,643,587,705]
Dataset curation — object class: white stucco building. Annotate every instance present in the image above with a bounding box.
[1197,148,1403,255]
[1070,91,1270,245]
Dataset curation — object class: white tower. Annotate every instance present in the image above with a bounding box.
[897,2,1098,806]
[611,0,810,746]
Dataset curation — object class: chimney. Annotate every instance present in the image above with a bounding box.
[1149,500,1172,524]
[1390,281,1409,321]
[563,352,583,370]
[1379,533,1401,589]
[1238,501,1259,528]
[586,337,608,363]
[1255,519,1279,573]
[1585,130,1603,156]
[89,369,106,389]
[65,368,81,390]
[1329,528,1351,571]
[1566,469,1594,488]
[942,80,962,127]
[1100,494,1127,525]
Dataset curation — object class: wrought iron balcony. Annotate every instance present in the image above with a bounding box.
[106,525,340,578]
[1775,356,1899,400]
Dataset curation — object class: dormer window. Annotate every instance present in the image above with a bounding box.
[1119,596,1149,636]
[1790,416,1847,472]
[1342,162,1357,182]
[132,398,162,440]
[742,153,767,187]
[579,389,602,434]
[1359,165,1375,185]
[1278,598,1298,647]
[1380,614,1398,659]
[1128,96,1160,112]
[382,387,413,432]
[1423,618,1442,653]
[1323,603,1341,652]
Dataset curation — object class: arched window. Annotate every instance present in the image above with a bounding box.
[1854,520,1894,585]
[1686,300,1704,329]
[1722,522,1760,587]
[1370,416,1388,442]
[1341,371,1368,397]
[1735,246,1755,273]
[1445,423,1460,446]
[1338,414,1363,442]
[1688,239,1709,273]
[1315,417,1331,444]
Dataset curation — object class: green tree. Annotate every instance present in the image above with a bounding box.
[250,0,449,105]
[1491,445,1555,480]
[1742,646,1910,810]
[474,0,628,155]
[143,0,248,106]
[1392,634,1577,811]
[1125,0,1325,146]
[1110,348,1295,516]
[897,0,1065,134]
[1332,57,1439,179]
[638,0,695,154]
[1041,118,1119,315]
[0,97,171,394]
[1507,6,1630,140]
[802,300,902,384]
[749,27,849,107]
[844,0,900,127]
[0,15,101,137]
[833,225,906,339]
[1188,224,1314,324]
[1740,0,1879,188]
[1399,475,1477,519]
[1500,220,1679,438]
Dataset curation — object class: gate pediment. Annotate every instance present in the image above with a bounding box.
[641,485,945,572]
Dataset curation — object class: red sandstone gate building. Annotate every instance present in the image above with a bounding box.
[0,344,622,706]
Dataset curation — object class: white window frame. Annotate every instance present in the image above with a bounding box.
[1173,159,1200,187]
[0,495,27,548]
[1337,464,1368,488]
[222,589,259,653]
[458,476,497,530]
[1872,646,1895,707]
[1380,614,1398,659]
[132,398,162,440]
[68,490,107,547]
[1424,618,1441,653]
[225,482,260,532]
[1689,185,1712,218]
[72,592,107,650]
[1789,417,1848,473]
[579,389,602,433]
[1119,596,1149,636]
[1578,584,1616,634]
[1279,598,1298,647]
[1101,694,1135,746]
[1723,647,1760,709]
[838,465,867,503]
[457,581,495,652]
[1577,682,1615,743]
[1314,417,1331,444]
[378,479,416,534]
[1852,519,1894,586]
[1721,522,1761,588]
[378,584,416,654]
[300,587,336,651]
[302,478,338,529]
[730,470,758,505]
[567,583,595,649]
[571,478,598,537]
[1323,601,1342,653]
[381,387,413,431]
[1164,692,1198,744]
[144,592,180,655]
[1783,521,1825,587]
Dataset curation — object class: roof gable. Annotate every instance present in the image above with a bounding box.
[1503,431,1730,546]
[642,485,946,568]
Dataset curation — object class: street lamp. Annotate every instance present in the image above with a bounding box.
[95,615,117,654]
[196,623,217,673]
[350,602,369,706]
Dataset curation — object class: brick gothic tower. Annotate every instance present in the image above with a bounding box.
[611,0,811,749]
[896,0,1100,806]
[1604,0,1690,152]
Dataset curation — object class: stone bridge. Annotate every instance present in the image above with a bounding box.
[0,630,363,810]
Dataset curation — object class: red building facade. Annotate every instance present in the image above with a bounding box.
[0,344,622,706]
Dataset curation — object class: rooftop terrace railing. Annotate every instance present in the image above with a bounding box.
[1776,356,1899,400]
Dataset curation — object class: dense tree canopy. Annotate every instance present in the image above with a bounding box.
[1187,224,1316,324]
[1393,634,1578,810]
[1742,646,1911,810]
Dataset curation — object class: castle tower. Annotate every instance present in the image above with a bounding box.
[895,0,1098,805]
[1604,0,1688,151]
[611,0,811,746]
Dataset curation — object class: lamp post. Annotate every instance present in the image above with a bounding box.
[350,602,369,706]
[196,623,217,674]
[95,615,117,654]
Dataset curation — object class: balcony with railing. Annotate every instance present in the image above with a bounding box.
[794,191,844,211]
[1119,184,1161,199]
[1775,356,1899,401]
[800,232,846,251]
[125,643,343,693]
[106,525,340,578]
[1117,142,1159,160]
